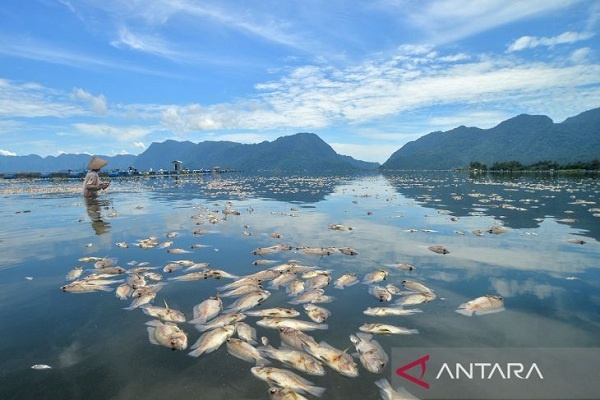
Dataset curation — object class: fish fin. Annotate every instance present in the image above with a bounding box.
[146,327,160,346]
[473,307,505,316]
[194,324,210,332]
[304,385,327,397]
[455,308,475,317]
[405,329,420,335]
[187,347,205,357]
[355,332,373,341]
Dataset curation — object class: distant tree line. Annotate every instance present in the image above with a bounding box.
[468,159,600,171]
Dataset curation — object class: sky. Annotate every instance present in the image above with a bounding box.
[0,0,599,163]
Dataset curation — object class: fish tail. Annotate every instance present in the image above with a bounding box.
[406,329,420,335]
[455,307,475,317]
[304,385,326,397]
[474,307,505,316]
[187,347,206,357]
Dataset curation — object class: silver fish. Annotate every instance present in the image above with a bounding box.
[167,248,191,254]
[251,367,326,397]
[428,245,450,254]
[260,341,325,376]
[456,295,504,316]
[369,285,393,302]
[375,378,419,400]
[286,280,305,296]
[141,300,186,323]
[245,307,300,318]
[402,279,434,294]
[334,273,359,289]
[336,246,359,255]
[221,283,263,298]
[60,281,113,293]
[65,266,84,281]
[189,294,223,324]
[350,332,388,373]
[279,327,319,350]
[194,313,245,332]
[146,319,188,351]
[124,291,156,310]
[359,323,419,335]
[234,321,257,344]
[188,325,235,357]
[303,304,331,323]
[225,290,271,313]
[362,269,388,284]
[30,364,52,370]
[301,340,359,378]
[115,283,133,300]
[394,292,436,306]
[363,307,423,317]
[226,338,269,365]
[256,317,328,331]
[267,387,310,400]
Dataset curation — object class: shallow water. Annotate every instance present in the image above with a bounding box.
[0,172,598,400]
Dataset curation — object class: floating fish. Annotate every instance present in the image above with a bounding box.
[189,294,223,325]
[141,300,186,323]
[194,313,245,332]
[374,378,419,400]
[362,269,388,285]
[245,307,300,318]
[30,364,52,370]
[350,332,388,374]
[259,339,325,376]
[363,307,422,317]
[303,304,331,323]
[428,245,450,254]
[251,366,326,397]
[456,295,505,316]
[188,325,235,357]
[146,320,188,351]
[300,340,359,378]
[334,273,359,289]
[65,266,84,281]
[359,323,419,335]
[256,317,328,331]
[267,387,310,400]
[394,292,436,306]
[226,338,269,365]
[402,279,434,294]
[369,285,393,302]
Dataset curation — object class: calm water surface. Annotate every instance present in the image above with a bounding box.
[0,172,598,400]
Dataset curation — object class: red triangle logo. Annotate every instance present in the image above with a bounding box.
[396,354,430,389]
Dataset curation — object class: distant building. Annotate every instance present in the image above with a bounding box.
[172,160,182,172]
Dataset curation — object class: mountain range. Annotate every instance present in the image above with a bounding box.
[0,132,378,174]
[381,107,600,170]
[1,108,598,174]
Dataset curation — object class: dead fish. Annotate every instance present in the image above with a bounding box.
[65,266,84,281]
[350,332,388,373]
[203,269,238,280]
[60,281,114,293]
[189,293,223,324]
[387,263,415,271]
[402,279,434,294]
[300,340,359,378]
[428,245,450,254]
[288,288,325,305]
[251,244,293,255]
[303,304,331,323]
[256,317,328,331]
[146,319,188,351]
[158,241,173,249]
[165,231,179,238]
[286,280,305,296]
[260,339,325,376]
[30,364,52,370]
[115,283,134,300]
[472,229,485,236]
[334,273,359,289]
[226,337,269,365]
[279,327,319,351]
[269,232,283,239]
[362,269,388,285]
[78,256,103,263]
[96,266,126,275]
[375,378,419,400]
[126,274,146,289]
[194,313,246,332]
[245,307,300,318]
[395,292,436,306]
[566,238,586,245]
[94,257,117,268]
[456,295,505,316]
[336,246,359,256]
[141,300,186,323]
[253,259,277,266]
[328,224,353,231]
[296,247,336,256]
[115,242,129,248]
[190,243,210,249]
[267,387,310,400]
[359,323,419,335]
[251,366,326,397]
[163,263,183,273]
[488,226,510,234]
[167,272,207,282]
[221,283,263,298]
[369,286,393,302]
[234,321,257,344]
[304,273,332,290]
[225,290,271,313]
[363,307,423,317]
[188,325,235,357]
[124,291,156,310]
[167,248,191,254]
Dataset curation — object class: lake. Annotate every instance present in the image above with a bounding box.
[0,171,598,400]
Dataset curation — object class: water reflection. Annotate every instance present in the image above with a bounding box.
[85,197,111,235]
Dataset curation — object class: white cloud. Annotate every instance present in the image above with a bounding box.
[71,88,107,114]
[133,141,146,150]
[507,31,595,52]
[73,123,153,141]
[0,149,17,156]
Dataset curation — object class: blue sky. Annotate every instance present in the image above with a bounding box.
[0,0,599,163]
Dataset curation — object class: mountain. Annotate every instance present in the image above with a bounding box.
[381,108,600,170]
[0,133,379,174]
[0,153,136,174]
[133,132,379,173]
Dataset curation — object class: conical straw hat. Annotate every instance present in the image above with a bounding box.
[87,156,108,170]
